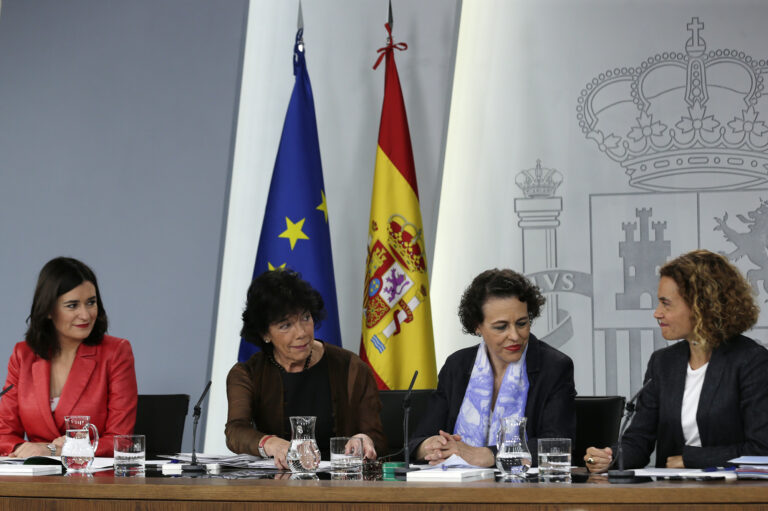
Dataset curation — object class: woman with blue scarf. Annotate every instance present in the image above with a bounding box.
[410,269,576,467]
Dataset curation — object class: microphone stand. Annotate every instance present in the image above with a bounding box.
[182,380,212,473]
[393,371,418,479]
[608,378,653,483]
[403,370,418,466]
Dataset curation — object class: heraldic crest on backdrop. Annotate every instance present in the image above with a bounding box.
[516,17,768,396]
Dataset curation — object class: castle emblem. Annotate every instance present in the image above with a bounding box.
[616,208,671,309]
[577,17,768,191]
[715,199,768,295]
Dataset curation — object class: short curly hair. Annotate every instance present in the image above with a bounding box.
[458,268,546,335]
[240,270,326,351]
[660,249,758,348]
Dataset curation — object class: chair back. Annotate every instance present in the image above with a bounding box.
[134,394,190,458]
[378,389,433,461]
[574,395,625,466]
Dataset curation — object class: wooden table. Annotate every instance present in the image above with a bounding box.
[1,473,768,510]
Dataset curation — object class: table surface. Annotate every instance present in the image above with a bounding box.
[0,471,767,504]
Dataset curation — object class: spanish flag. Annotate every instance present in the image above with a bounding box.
[360,22,437,390]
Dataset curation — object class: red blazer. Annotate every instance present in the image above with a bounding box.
[0,335,138,456]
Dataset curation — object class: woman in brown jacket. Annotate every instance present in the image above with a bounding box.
[225,270,385,469]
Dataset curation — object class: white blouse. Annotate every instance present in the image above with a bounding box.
[681,361,709,447]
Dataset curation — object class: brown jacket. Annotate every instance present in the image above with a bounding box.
[225,343,386,456]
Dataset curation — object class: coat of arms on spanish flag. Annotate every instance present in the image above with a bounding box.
[360,20,437,390]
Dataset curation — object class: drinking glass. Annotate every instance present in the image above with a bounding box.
[61,429,95,474]
[537,438,571,482]
[330,437,363,480]
[114,435,146,477]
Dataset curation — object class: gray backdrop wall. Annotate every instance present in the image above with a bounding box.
[0,0,248,450]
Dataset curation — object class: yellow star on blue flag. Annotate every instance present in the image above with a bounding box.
[279,217,310,250]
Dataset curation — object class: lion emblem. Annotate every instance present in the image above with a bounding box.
[714,199,768,295]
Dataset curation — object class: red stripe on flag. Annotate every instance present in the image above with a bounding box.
[359,336,391,391]
[377,50,419,198]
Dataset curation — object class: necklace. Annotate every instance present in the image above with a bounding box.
[268,346,312,373]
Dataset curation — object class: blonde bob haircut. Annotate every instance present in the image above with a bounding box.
[659,249,759,348]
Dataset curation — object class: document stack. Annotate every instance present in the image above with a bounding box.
[728,457,768,479]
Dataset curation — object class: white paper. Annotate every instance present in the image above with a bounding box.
[418,454,492,471]
[729,456,768,465]
[161,453,263,468]
[635,468,736,480]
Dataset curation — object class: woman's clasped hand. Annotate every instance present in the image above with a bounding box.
[584,446,613,473]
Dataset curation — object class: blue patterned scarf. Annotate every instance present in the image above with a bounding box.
[454,341,529,447]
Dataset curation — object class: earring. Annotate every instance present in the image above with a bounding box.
[264,338,271,344]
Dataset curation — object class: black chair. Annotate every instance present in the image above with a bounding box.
[134,394,190,458]
[573,395,625,466]
[378,389,433,461]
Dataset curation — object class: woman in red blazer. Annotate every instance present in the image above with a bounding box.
[0,257,137,457]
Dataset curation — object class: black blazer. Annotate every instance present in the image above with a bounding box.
[409,335,576,465]
[622,334,768,468]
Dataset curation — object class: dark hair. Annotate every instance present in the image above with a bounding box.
[458,268,546,335]
[240,270,326,351]
[660,249,758,348]
[25,257,108,359]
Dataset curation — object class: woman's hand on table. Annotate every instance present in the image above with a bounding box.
[52,436,65,452]
[264,436,291,470]
[666,455,684,468]
[10,439,62,458]
[351,433,377,460]
[421,430,494,467]
[418,430,459,461]
[584,446,613,473]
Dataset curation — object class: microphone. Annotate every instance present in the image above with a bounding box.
[182,380,212,473]
[389,371,419,480]
[402,370,418,466]
[0,384,13,398]
[608,378,653,482]
[380,371,420,464]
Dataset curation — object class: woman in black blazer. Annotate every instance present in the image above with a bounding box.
[410,269,576,467]
[585,249,768,471]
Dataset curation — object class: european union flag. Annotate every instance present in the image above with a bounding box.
[238,28,341,362]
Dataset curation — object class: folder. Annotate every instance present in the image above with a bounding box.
[0,464,62,475]
[406,468,495,482]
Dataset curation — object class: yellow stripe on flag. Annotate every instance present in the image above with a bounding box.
[361,146,437,390]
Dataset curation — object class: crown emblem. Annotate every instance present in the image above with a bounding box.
[516,159,563,198]
[387,214,426,273]
[577,17,768,191]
